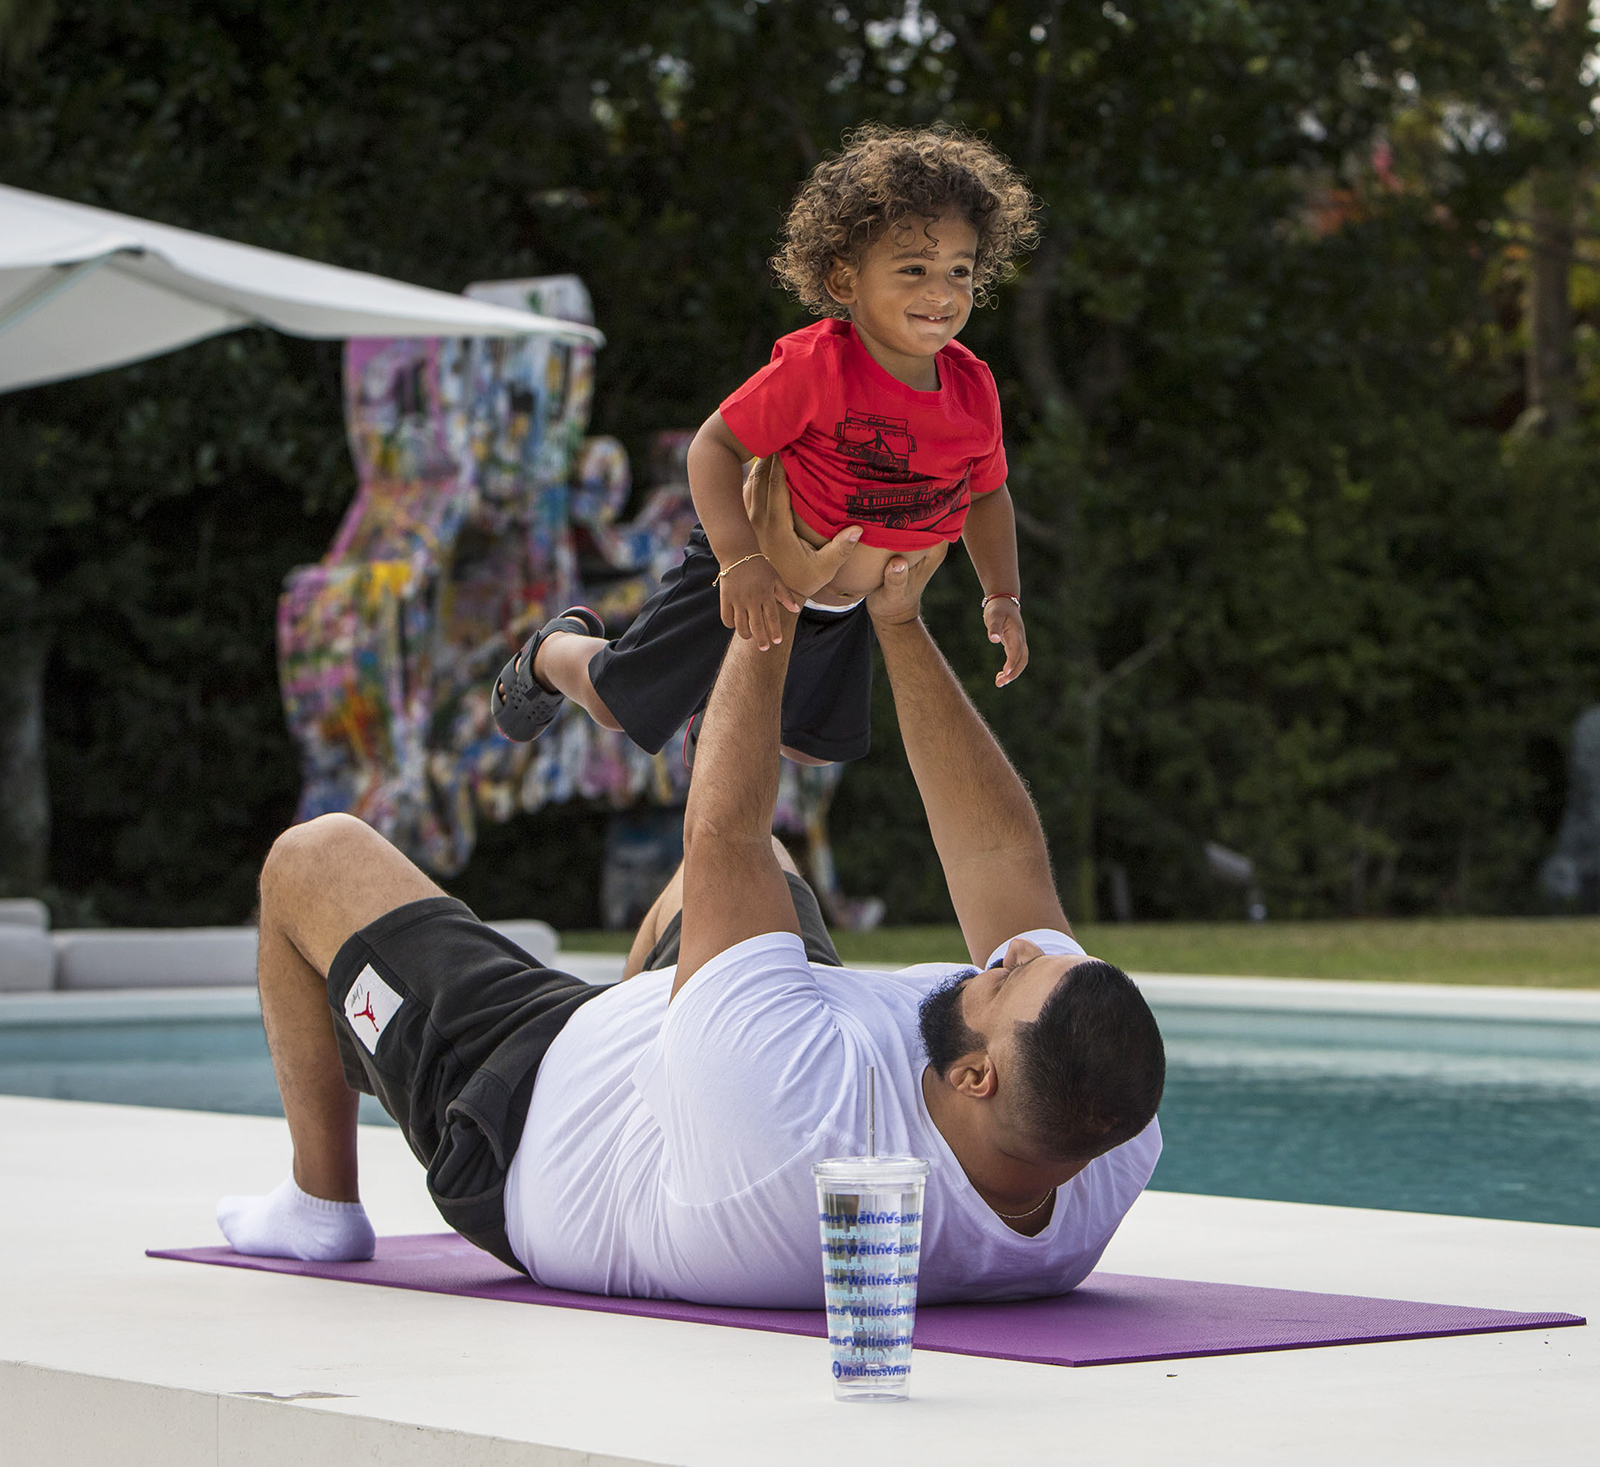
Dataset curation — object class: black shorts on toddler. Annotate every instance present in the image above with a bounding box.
[588,525,875,765]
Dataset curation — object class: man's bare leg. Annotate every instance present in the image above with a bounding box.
[621,835,799,980]
[257,913,361,1204]
[217,814,443,1259]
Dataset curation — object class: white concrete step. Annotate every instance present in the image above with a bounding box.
[0,1095,1592,1467]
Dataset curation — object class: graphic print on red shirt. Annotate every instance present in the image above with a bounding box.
[719,319,1007,551]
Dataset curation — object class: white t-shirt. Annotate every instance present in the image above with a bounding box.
[503,928,1161,1307]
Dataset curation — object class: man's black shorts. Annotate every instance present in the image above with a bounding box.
[588,524,875,764]
[328,896,608,1272]
[637,869,843,972]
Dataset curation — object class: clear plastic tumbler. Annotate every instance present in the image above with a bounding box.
[812,1155,930,1402]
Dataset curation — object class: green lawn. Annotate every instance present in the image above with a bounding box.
[562,918,1600,987]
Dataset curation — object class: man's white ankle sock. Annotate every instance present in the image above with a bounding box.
[216,1175,376,1262]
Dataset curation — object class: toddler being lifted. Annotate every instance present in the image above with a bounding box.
[494,124,1039,766]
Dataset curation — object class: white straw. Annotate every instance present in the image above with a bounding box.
[868,1066,877,1158]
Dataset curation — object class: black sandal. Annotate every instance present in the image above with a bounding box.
[490,606,605,741]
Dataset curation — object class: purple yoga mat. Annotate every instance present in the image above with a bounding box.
[150,1233,1582,1367]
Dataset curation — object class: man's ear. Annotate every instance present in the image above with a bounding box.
[945,1049,997,1100]
[824,257,856,306]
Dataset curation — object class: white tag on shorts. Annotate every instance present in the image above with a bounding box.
[343,964,404,1056]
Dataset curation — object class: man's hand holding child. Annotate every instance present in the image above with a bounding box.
[866,544,948,628]
[744,455,862,604]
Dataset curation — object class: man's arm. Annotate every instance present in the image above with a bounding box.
[868,560,1069,966]
[671,604,803,998]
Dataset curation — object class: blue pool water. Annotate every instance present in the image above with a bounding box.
[1153,1063,1600,1227]
[2,1011,1596,1228]
[0,1018,396,1128]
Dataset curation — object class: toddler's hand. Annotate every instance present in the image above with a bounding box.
[718,556,801,650]
[983,598,1028,687]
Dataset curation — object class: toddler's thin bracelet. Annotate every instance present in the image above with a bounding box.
[713,552,769,587]
[982,593,1022,610]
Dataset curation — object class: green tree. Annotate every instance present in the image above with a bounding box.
[0,335,351,915]
[0,0,52,68]
[2,0,1597,925]
[0,0,911,917]
[836,0,1600,919]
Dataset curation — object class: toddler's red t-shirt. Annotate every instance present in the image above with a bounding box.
[718,319,1007,550]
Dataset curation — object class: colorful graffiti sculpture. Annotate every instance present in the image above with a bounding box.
[276,277,879,927]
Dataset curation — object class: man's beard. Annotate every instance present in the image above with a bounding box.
[918,970,984,1076]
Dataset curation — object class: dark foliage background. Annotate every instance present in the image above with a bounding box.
[2,0,1598,925]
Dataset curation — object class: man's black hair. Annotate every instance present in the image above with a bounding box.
[1011,959,1165,1163]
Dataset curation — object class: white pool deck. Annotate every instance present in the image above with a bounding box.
[2,967,1596,1465]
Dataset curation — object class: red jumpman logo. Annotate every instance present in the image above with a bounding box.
[354,994,379,1032]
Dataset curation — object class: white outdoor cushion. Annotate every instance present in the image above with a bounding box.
[0,898,49,930]
[0,928,54,991]
[47,917,559,990]
[485,919,559,967]
[52,928,259,990]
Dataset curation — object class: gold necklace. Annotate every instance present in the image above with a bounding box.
[992,1188,1056,1222]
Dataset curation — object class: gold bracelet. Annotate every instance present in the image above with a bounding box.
[713,552,768,587]
[982,593,1021,609]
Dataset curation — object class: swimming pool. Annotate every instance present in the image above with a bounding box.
[1154,1061,1600,1226]
[0,995,394,1127]
[3,979,1596,1228]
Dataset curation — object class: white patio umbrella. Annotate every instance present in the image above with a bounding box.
[0,182,604,393]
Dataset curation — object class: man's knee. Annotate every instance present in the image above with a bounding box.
[262,814,378,903]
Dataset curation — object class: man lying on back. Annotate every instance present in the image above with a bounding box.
[218,476,1165,1304]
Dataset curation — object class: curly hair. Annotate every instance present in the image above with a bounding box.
[773,123,1039,317]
